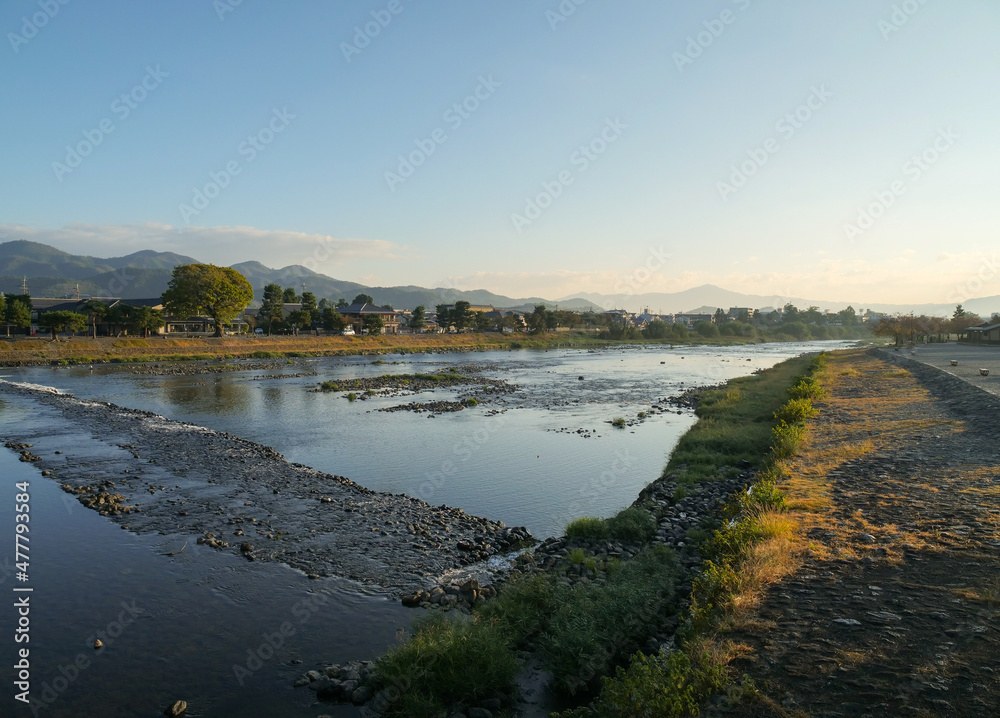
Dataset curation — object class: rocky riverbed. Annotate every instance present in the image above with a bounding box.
[0,379,532,593]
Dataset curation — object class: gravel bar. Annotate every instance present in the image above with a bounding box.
[0,379,532,594]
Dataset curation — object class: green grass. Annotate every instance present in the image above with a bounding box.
[663,353,820,483]
[565,516,608,540]
[372,613,520,718]
[376,544,680,714]
[606,507,656,543]
[585,649,728,717]
[611,417,626,428]
[538,544,680,695]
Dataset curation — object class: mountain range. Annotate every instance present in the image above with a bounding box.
[0,240,602,312]
[2,240,997,318]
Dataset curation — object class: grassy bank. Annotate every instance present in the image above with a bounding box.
[0,331,854,367]
[368,352,829,717]
[572,353,827,717]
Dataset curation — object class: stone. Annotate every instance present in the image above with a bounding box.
[164,701,187,717]
[351,685,372,704]
[469,707,493,718]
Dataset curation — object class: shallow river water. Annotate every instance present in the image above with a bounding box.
[0,341,848,717]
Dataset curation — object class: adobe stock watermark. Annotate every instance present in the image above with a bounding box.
[510,117,626,234]
[550,448,637,532]
[613,245,671,297]
[384,74,501,192]
[340,0,416,63]
[7,0,71,54]
[414,411,510,504]
[546,0,588,31]
[232,590,329,685]
[213,0,246,21]
[878,0,932,40]
[178,107,295,223]
[51,65,169,183]
[948,253,1000,304]
[842,126,959,243]
[20,600,144,713]
[716,84,833,202]
[673,0,752,73]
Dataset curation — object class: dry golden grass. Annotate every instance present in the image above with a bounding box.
[0,333,555,364]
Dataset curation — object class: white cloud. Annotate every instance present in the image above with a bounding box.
[0,223,407,271]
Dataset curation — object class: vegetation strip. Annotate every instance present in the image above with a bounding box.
[300,352,828,716]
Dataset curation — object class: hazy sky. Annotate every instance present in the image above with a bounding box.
[2,1,998,303]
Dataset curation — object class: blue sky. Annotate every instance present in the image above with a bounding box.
[1,0,998,304]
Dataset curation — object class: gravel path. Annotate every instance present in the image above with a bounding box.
[0,380,531,594]
[705,349,1000,717]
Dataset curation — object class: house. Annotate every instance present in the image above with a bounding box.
[674,313,714,329]
[334,302,400,334]
[29,296,174,336]
[961,321,1000,345]
[602,309,635,327]
[727,307,755,321]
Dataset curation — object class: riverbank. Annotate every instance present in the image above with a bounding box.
[0,331,810,367]
[698,348,1000,717]
[302,351,827,716]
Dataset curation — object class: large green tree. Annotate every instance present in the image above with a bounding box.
[83,299,109,339]
[286,309,311,333]
[410,305,426,332]
[259,283,285,335]
[39,310,87,340]
[300,292,317,319]
[363,314,384,336]
[130,306,165,337]
[353,293,375,306]
[452,301,473,331]
[282,287,300,303]
[528,304,551,335]
[321,308,348,332]
[435,304,451,331]
[162,264,254,338]
[6,299,31,336]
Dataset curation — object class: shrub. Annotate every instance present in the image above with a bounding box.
[372,613,519,717]
[478,573,556,644]
[347,392,357,402]
[565,516,608,541]
[611,417,626,428]
[773,397,817,424]
[538,544,680,695]
[770,420,805,459]
[594,649,727,717]
[606,507,656,543]
[787,375,824,401]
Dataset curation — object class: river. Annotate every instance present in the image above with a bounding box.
[0,341,848,717]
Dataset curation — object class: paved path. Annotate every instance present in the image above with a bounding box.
[884,342,1000,397]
